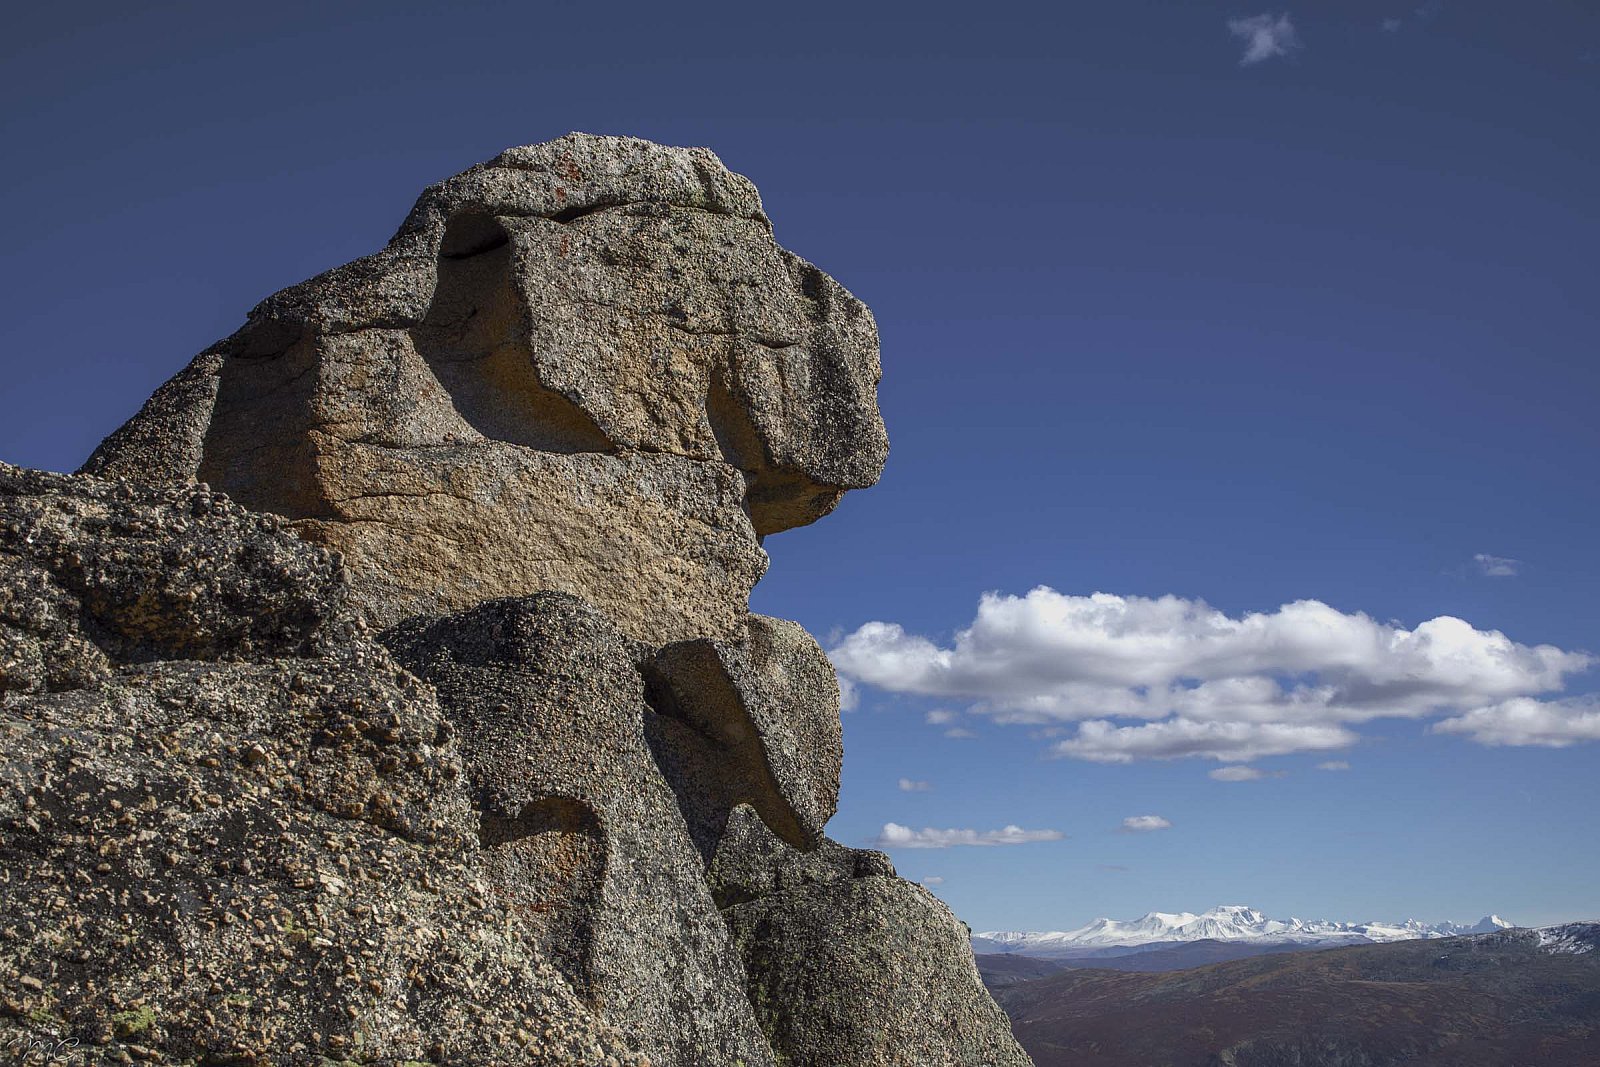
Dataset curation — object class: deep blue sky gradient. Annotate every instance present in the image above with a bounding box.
[2,1,1596,929]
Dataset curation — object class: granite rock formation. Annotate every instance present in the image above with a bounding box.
[4,135,1028,1066]
[82,133,889,644]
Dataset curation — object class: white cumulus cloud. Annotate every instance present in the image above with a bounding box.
[1433,696,1600,748]
[898,777,933,792]
[1058,719,1353,764]
[1209,765,1280,782]
[1120,815,1172,832]
[828,588,1593,763]
[874,823,1065,849]
[1228,13,1302,65]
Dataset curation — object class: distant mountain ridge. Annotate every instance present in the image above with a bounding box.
[990,923,1600,1067]
[975,903,1515,957]
[1535,921,1600,955]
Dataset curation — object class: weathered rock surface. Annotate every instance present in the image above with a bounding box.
[728,875,1032,1067]
[648,614,844,850]
[709,802,897,909]
[714,805,1033,1066]
[0,463,643,1065]
[0,464,351,695]
[380,594,777,1067]
[83,133,889,643]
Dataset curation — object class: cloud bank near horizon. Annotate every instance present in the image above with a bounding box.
[828,588,1595,763]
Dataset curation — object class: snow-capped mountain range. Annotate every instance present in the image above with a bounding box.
[974,904,1516,958]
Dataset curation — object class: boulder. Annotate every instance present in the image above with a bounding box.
[83,133,888,643]
[0,464,643,1065]
[381,594,778,1067]
[647,614,844,850]
[715,808,1031,1067]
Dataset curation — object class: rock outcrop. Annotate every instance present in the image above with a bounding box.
[380,595,777,1067]
[713,807,1027,1067]
[0,464,643,1064]
[82,133,888,644]
[4,135,1028,1066]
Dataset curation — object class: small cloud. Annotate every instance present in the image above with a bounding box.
[920,876,946,886]
[898,777,933,792]
[1474,553,1520,577]
[1209,765,1285,782]
[874,823,1065,849]
[1317,760,1351,771]
[926,708,974,737]
[1119,815,1172,833]
[1381,17,1403,32]
[1228,13,1302,66]
[1099,864,1131,872]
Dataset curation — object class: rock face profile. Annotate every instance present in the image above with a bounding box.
[2,135,1028,1065]
[82,133,888,644]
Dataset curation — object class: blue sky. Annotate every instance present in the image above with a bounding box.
[2,2,1596,930]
